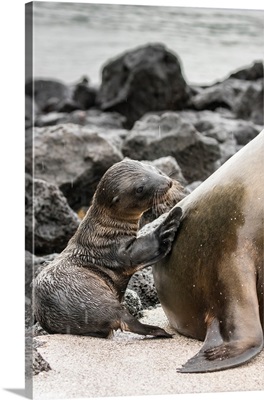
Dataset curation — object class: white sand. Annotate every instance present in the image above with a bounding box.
[33,306,264,400]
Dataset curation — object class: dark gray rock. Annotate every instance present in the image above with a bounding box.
[25,95,38,128]
[72,78,97,109]
[178,109,262,161]
[35,109,126,129]
[25,128,33,175]
[180,110,237,164]
[25,174,34,252]
[34,111,68,127]
[26,126,36,177]
[68,109,125,129]
[191,77,263,125]
[25,251,33,299]
[67,109,126,129]
[25,296,33,329]
[52,98,80,113]
[128,267,159,309]
[97,43,191,128]
[26,330,50,379]
[25,78,70,112]
[25,174,80,255]
[144,156,186,184]
[123,289,144,319]
[218,138,237,164]
[122,112,220,182]
[96,129,128,154]
[228,61,263,81]
[32,338,51,375]
[32,349,51,375]
[33,322,49,336]
[25,333,33,379]
[60,110,128,152]
[232,122,262,146]
[233,79,263,125]
[32,123,123,210]
[26,76,98,117]
[34,110,128,152]
[191,78,252,111]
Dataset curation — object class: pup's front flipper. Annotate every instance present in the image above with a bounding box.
[117,206,182,269]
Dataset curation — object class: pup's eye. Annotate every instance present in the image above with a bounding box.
[136,186,144,193]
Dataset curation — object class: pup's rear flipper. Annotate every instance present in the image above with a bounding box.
[119,309,172,338]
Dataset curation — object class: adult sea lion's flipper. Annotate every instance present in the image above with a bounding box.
[178,312,263,373]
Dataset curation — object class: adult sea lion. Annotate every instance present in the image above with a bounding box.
[152,130,264,372]
[34,159,183,338]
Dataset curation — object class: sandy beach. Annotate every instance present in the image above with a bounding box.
[33,306,264,400]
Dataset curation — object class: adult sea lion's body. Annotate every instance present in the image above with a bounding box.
[34,159,183,338]
[153,130,264,372]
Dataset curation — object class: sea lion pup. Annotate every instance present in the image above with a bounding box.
[34,159,183,338]
[152,130,264,372]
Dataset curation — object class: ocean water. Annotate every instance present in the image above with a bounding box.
[31,2,264,86]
